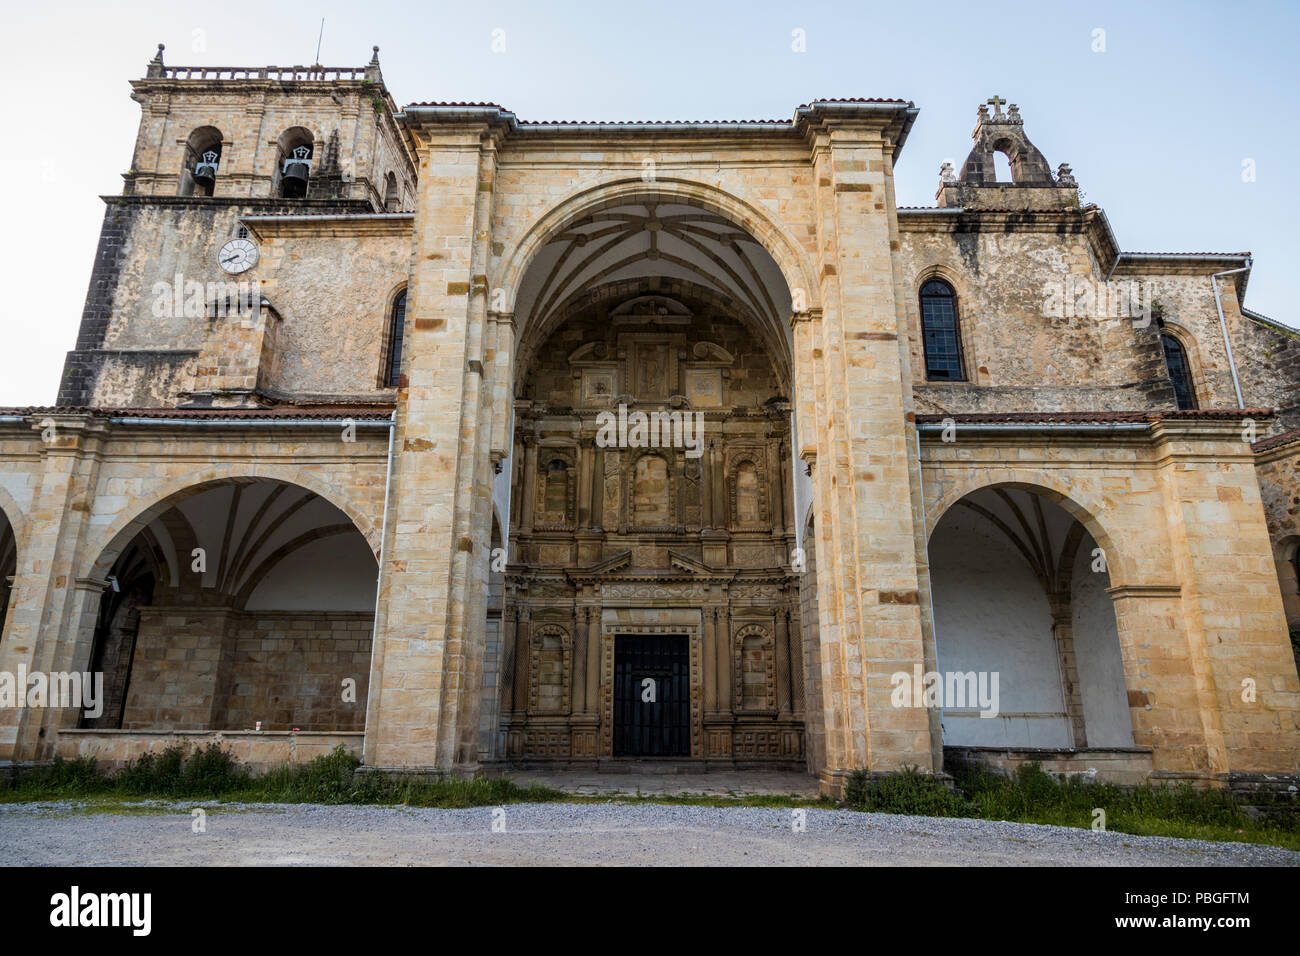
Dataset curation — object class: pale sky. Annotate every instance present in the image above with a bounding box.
[1,0,1294,406]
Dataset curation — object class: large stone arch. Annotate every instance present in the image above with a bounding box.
[496,176,821,329]
[84,465,381,586]
[924,472,1130,589]
[925,476,1142,759]
[70,470,380,733]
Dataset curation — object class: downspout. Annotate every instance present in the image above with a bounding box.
[1211,261,1252,408]
[914,426,945,747]
[362,409,397,766]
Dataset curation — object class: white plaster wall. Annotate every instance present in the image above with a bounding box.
[1071,538,1135,747]
[931,508,1071,747]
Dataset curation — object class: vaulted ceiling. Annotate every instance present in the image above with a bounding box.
[513,201,794,385]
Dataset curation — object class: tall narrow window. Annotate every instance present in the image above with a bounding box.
[1161,333,1197,410]
[385,291,406,387]
[920,279,965,381]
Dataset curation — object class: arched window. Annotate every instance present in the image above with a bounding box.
[919,279,965,381]
[384,290,406,387]
[1160,333,1197,410]
[384,172,399,212]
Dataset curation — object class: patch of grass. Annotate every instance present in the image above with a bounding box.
[843,765,973,817]
[833,762,1299,851]
[955,763,1300,851]
[0,745,570,810]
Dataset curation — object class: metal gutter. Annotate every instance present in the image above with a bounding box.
[1211,261,1253,407]
[362,409,398,767]
[106,416,394,428]
[916,422,1150,436]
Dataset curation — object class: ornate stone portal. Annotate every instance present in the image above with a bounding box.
[501,288,805,765]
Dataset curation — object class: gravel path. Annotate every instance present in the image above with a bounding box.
[1,801,1295,866]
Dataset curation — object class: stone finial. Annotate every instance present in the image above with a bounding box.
[940,161,957,184]
[1007,104,1022,124]
[366,45,383,83]
[146,42,165,78]
[1056,163,1077,187]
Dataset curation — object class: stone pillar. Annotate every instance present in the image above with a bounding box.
[794,112,935,794]
[710,441,726,526]
[512,608,531,715]
[499,605,517,717]
[572,604,588,715]
[789,610,805,716]
[1049,597,1087,749]
[1145,420,1300,775]
[775,607,792,714]
[703,605,718,713]
[0,415,109,760]
[520,436,538,534]
[577,440,594,529]
[715,605,732,713]
[701,442,714,530]
[363,117,502,772]
[585,605,601,715]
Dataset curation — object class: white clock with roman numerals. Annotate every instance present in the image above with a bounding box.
[217,237,259,274]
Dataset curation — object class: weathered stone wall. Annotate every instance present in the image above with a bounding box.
[250,220,412,398]
[898,216,1251,415]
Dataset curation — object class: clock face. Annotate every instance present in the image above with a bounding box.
[218,237,259,274]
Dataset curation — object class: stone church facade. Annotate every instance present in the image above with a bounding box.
[0,46,1296,794]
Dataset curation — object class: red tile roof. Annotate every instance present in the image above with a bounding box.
[0,405,394,421]
[1252,427,1300,453]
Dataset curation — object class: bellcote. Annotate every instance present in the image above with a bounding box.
[936,96,1080,210]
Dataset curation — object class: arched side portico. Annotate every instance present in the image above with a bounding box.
[919,423,1300,779]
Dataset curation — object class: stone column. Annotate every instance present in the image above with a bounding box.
[789,611,805,716]
[1049,597,1087,749]
[585,605,601,715]
[703,606,718,713]
[775,607,792,714]
[715,605,732,713]
[520,436,538,534]
[572,604,588,715]
[512,608,531,715]
[701,442,714,530]
[711,441,726,526]
[499,606,518,717]
[577,440,594,529]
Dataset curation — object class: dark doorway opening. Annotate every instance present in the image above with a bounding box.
[613,635,689,757]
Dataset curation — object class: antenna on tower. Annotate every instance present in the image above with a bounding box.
[314,17,325,66]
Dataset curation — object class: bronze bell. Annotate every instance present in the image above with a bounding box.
[193,149,218,188]
[281,145,312,198]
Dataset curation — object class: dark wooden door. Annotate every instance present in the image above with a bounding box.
[613,635,689,757]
